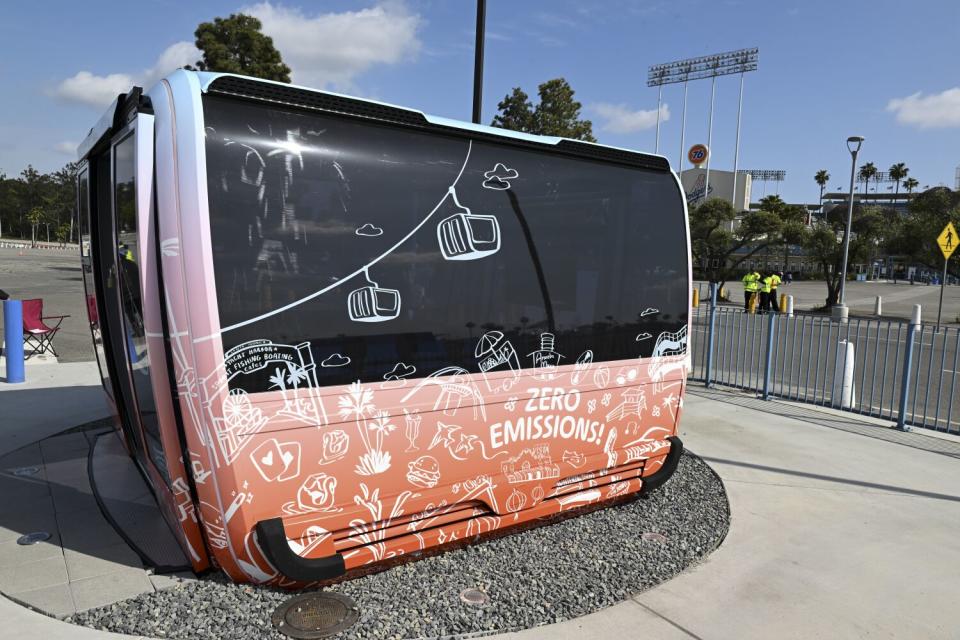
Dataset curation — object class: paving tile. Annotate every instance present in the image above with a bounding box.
[148,570,197,591]
[49,482,98,516]
[0,498,59,544]
[43,456,88,485]
[0,533,63,566]
[0,443,45,471]
[0,555,68,593]
[40,432,91,455]
[0,474,51,502]
[7,583,76,618]
[64,542,142,581]
[69,568,153,612]
[56,510,124,552]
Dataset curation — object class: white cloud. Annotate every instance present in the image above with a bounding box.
[52,41,200,109]
[244,1,422,90]
[53,141,78,155]
[592,103,670,134]
[887,87,960,129]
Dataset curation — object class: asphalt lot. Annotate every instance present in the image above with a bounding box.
[699,279,960,325]
[0,246,94,363]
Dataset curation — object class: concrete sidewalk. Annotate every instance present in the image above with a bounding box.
[1,378,959,639]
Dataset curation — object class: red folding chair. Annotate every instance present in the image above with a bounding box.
[22,299,69,359]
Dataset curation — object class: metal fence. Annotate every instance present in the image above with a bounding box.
[690,287,960,435]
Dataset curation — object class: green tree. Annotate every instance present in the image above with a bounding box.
[814,169,830,216]
[491,78,595,141]
[858,162,877,196]
[187,14,291,82]
[903,177,919,194]
[26,206,45,248]
[888,162,909,202]
[886,187,960,276]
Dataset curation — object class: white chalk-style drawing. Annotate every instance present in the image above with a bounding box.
[189,453,212,484]
[603,428,618,468]
[287,525,332,557]
[640,308,659,317]
[321,353,351,367]
[652,406,661,417]
[437,185,501,261]
[406,455,441,488]
[318,429,349,465]
[500,445,560,483]
[557,488,602,511]
[384,362,417,381]
[570,350,594,386]
[429,421,505,461]
[607,481,631,499]
[355,223,384,237]
[475,331,521,392]
[348,268,401,323]
[606,388,647,421]
[160,238,179,257]
[196,141,474,343]
[601,392,612,407]
[346,483,416,563]
[593,367,610,389]
[249,438,301,482]
[652,326,688,357]
[293,472,339,513]
[635,332,653,341]
[224,490,252,524]
[504,397,518,412]
[337,382,396,476]
[562,450,586,468]
[505,488,527,512]
[218,389,270,464]
[403,410,422,452]
[587,398,597,414]
[615,365,639,386]
[482,163,519,190]
[401,366,487,421]
[528,333,565,381]
[200,501,229,549]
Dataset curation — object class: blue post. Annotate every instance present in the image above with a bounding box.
[896,304,922,431]
[704,283,718,387]
[3,299,25,384]
[761,310,776,400]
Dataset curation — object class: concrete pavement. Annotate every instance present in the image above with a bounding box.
[1,373,959,639]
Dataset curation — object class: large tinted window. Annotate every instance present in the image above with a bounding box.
[203,95,688,393]
[78,167,113,397]
[113,134,168,482]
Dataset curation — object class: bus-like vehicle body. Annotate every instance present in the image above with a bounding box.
[77,70,691,586]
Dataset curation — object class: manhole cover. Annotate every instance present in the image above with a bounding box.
[10,466,41,477]
[272,592,359,639]
[642,532,668,544]
[17,532,51,546]
[459,588,489,605]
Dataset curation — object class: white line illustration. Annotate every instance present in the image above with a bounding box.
[428,421,506,461]
[337,382,396,476]
[528,333,564,381]
[505,488,527,512]
[615,365,639,385]
[318,429,349,465]
[475,331,520,392]
[195,141,474,342]
[384,362,417,380]
[652,326,688,357]
[562,450,586,468]
[401,366,487,421]
[355,223,384,237]
[593,367,610,389]
[606,388,647,422]
[249,438,301,482]
[321,353,351,367]
[406,455,440,488]
[482,163,519,190]
[218,390,270,464]
[288,472,339,514]
[403,410,422,452]
[635,332,653,341]
[160,238,179,257]
[437,188,501,261]
[640,308,659,317]
[570,350,594,386]
[500,445,560,483]
[348,268,401,322]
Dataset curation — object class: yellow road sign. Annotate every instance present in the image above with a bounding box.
[937,222,958,259]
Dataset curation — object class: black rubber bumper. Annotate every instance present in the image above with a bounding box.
[640,436,684,495]
[254,518,346,582]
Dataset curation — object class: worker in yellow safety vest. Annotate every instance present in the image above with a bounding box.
[742,269,761,310]
[766,271,783,312]
[759,272,774,312]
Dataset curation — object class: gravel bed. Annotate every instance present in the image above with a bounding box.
[67,451,729,639]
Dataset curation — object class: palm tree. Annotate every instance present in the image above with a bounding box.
[889,162,909,202]
[903,177,919,194]
[814,170,830,218]
[858,162,877,197]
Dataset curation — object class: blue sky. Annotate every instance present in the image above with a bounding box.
[1,0,957,203]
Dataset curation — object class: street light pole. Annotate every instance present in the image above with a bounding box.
[837,135,864,316]
[472,0,486,125]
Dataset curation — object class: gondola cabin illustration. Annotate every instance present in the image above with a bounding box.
[75,70,691,586]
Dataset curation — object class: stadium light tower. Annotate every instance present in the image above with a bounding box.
[648,47,758,202]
